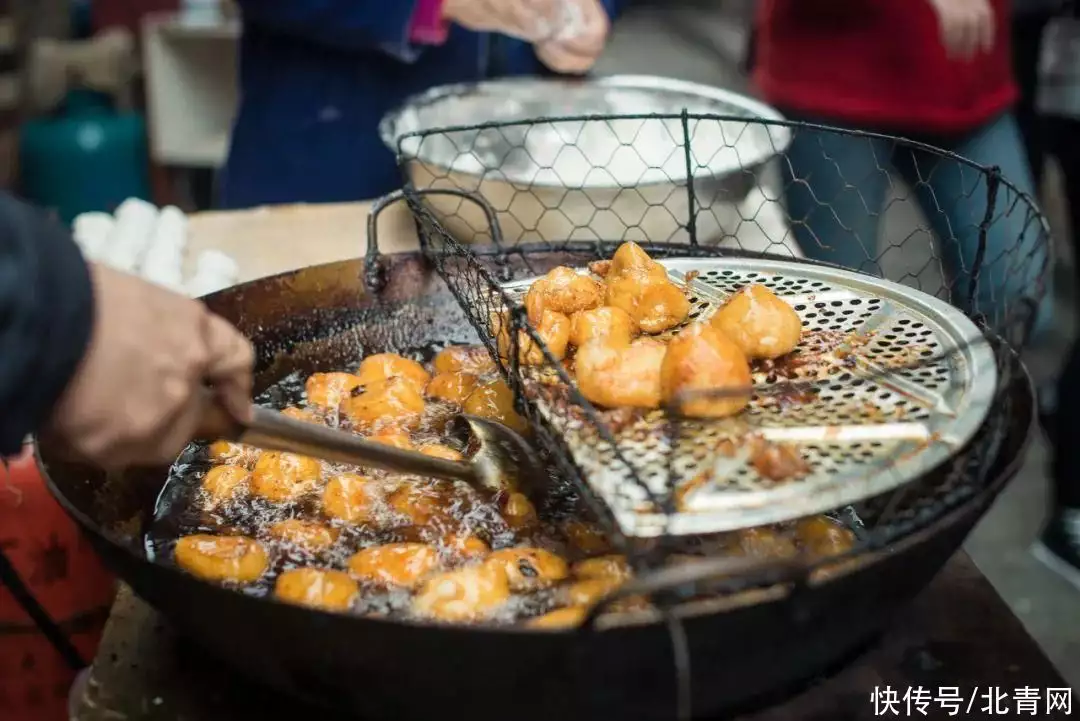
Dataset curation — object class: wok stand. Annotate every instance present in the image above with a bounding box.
[70,555,1070,721]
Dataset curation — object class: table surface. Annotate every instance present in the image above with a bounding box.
[72,553,1071,721]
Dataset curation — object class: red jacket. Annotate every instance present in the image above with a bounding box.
[752,0,1017,134]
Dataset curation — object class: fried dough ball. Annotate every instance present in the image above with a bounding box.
[605,272,691,335]
[356,353,431,391]
[369,432,415,450]
[340,377,426,431]
[274,568,358,612]
[572,555,632,582]
[528,606,589,630]
[387,482,456,527]
[207,441,258,468]
[419,444,465,462]
[710,284,802,359]
[348,543,441,589]
[201,465,250,505]
[175,535,268,584]
[563,576,623,607]
[443,533,490,559]
[575,337,667,409]
[795,516,857,559]
[563,521,613,555]
[412,563,511,622]
[608,241,669,281]
[425,372,480,405]
[501,492,538,531]
[305,372,363,410]
[267,519,340,552]
[251,452,322,503]
[323,473,377,523]
[463,379,529,434]
[486,548,570,591]
[493,309,571,365]
[738,527,798,560]
[569,306,638,348]
[660,323,751,418]
[433,345,496,376]
[524,266,604,323]
[280,406,322,424]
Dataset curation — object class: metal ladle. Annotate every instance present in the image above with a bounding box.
[198,403,546,498]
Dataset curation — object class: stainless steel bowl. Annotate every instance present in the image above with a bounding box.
[381,75,791,245]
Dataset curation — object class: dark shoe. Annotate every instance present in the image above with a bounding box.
[1033,507,1080,592]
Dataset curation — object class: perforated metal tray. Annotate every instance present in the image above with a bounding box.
[500,258,997,537]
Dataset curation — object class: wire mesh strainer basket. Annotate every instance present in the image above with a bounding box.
[370,98,1048,595]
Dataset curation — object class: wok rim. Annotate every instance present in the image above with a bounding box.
[35,255,1036,637]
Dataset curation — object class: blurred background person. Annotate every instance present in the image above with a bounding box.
[219,0,621,210]
[751,0,1049,338]
[1034,6,1080,584]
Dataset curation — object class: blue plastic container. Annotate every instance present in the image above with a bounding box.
[19,90,151,224]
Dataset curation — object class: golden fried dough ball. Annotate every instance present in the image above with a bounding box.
[251,452,322,503]
[605,272,691,335]
[433,345,496,376]
[463,379,529,434]
[280,406,322,424]
[323,473,377,523]
[486,548,570,591]
[528,606,589,630]
[524,266,604,323]
[608,241,669,281]
[501,492,538,531]
[738,527,798,560]
[572,555,632,582]
[387,482,456,527]
[569,306,638,348]
[356,353,431,391]
[443,533,490,559]
[563,576,623,606]
[348,543,441,588]
[575,337,667,409]
[660,323,751,418]
[201,465,250,505]
[425,372,480,405]
[563,522,612,555]
[493,309,571,365]
[710,284,802,359]
[419,444,465,462]
[207,441,258,468]
[175,535,268,584]
[305,372,363,410]
[794,516,856,559]
[274,568,358,612]
[340,377,426,431]
[369,432,415,450]
[412,563,511,622]
[267,519,340,552]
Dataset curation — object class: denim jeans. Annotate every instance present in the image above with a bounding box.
[779,111,1051,342]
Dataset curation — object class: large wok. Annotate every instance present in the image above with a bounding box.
[39,249,1036,721]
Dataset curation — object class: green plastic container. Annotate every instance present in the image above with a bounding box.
[20,90,151,224]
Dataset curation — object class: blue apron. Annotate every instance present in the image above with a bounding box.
[220,1,620,208]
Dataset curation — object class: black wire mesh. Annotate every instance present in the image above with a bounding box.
[384,111,1048,596]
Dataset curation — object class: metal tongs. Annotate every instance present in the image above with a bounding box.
[197,402,546,497]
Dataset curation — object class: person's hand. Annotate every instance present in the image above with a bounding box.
[926,0,995,60]
[443,0,610,73]
[443,0,564,42]
[44,263,254,470]
[534,0,609,74]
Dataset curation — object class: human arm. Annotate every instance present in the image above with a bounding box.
[0,192,255,469]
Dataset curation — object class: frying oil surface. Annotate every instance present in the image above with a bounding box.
[150,344,858,629]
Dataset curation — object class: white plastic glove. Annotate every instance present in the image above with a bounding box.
[534,0,609,74]
[926,0,995,60]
